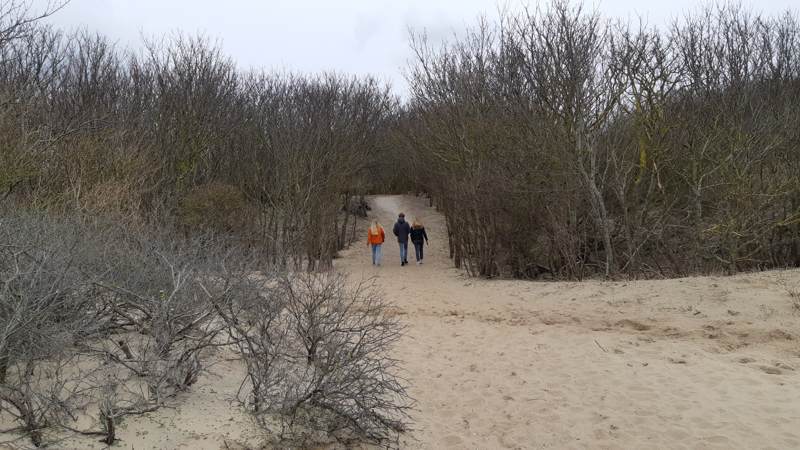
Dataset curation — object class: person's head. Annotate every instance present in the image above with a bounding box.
[370,220,381,233]
[398,212,405,222]
[412,218,423,228]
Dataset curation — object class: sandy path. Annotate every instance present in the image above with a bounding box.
[336,195,800,450]
[7,195,798,449]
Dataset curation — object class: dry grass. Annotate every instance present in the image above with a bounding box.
[777,276,800,313]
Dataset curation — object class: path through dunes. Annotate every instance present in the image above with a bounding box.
[22,195,800,450]
[336,195,800,449]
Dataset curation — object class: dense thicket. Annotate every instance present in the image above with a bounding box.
[0,23,396,269]
[0,3,409,447]
[7,1,797,281]
[404,2,800,279]
[0,211,410,447]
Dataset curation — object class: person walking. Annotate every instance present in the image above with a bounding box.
[410,218,429,264]
[392,212,412,266]
[367,220,385,266]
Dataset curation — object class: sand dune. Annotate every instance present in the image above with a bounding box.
[338,195,800,450]
[9,195,799,449]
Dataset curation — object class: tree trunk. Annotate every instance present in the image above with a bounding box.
[576,129,614,277]
[102,414,116,445]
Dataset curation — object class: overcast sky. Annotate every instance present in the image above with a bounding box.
[33,0,800,97]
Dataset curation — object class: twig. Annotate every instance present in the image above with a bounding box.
[594,339,608,353]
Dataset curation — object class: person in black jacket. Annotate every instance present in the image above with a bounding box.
[392,212,412,266]
[410,218,429,264]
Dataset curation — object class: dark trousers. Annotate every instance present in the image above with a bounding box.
[399,241,408,262]
[413,241,424,261]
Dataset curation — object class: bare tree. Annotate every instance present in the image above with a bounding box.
[0,1,68,47]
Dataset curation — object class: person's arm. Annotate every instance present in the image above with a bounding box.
[393,222,399,236]
[423,228,428,243]
[380,228,385,242]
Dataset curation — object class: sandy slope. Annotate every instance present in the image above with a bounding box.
[336,195,800,450]
[4,195,799,450]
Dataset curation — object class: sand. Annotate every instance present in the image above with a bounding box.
[339,195,800,450]
[4,194,799,449]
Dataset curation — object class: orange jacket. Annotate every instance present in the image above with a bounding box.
[367,227,385,245]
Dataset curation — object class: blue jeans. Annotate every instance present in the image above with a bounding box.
[399,242,408,263]
[413,241,424,261]
[371,244,382,265]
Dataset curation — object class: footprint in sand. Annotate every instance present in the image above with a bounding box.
[442,435,463,448]
[759,365,783,375]
[616,319,651,331]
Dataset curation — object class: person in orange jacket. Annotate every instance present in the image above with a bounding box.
[367,220,385,266]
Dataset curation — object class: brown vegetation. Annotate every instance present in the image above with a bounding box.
[403,1,800,279]
[2,0,800,447]
[0,16,395,270]
[0,211,411,448]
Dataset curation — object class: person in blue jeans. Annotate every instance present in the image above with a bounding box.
[392,212,412,266]
[366,220,385,266]
[410,218,429,264]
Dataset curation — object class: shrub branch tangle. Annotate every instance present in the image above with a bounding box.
[6,1,797,278]
[0,27,395,269]
[0,3,408,447]
[406,1,800,278]
[1,213,411,447]
[212,272,411,446]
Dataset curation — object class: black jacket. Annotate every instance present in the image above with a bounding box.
[393,219,412,243]
[410,226,428,244]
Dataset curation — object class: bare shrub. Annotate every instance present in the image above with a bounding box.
[0,214,101,447]
[405,1,800,279]
[76,227,267,446]
[214,272,412,447]
[81,228,232,430]
[1,210,411,447]
[0,212,239,446]
[1,27,395,268]
[0,4,410,446]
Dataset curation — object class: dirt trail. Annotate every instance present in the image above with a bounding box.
[336,195,800,450]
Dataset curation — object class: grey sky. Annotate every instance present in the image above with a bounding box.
[34,0,800,97]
